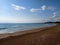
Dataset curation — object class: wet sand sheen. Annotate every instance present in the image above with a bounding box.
[0,24,60,45]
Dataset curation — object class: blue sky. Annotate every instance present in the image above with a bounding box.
[0,0,60,23]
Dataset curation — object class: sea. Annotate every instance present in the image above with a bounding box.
[0,23,56,34]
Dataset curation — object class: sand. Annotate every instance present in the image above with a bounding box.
[0,24,60,45]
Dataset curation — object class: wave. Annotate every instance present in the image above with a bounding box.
[0,28,8,30]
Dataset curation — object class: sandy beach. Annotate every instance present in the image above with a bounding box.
[0,24,60,45]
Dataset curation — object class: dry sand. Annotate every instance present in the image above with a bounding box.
[0,24,60,45]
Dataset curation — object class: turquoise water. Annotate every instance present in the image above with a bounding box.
[0,23,56,34]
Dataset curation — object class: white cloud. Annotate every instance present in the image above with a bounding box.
[41,5,46,11]
[30,8,41,12]
[30,5,47,12]
[41,5,56,11]
[11,4,26,11]
[30,5,56,13]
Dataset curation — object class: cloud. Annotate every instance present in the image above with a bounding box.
[11,4,26,11]
[52,15,56,18]
[47,6,56,11]
[30,5,56,13]
[41,5,46,11]
[51,12,60,21]
[52,12,57,18]
[40,5,56,11]
[30,8,41,12]
[41,5,56,11]
[30,5,47,12]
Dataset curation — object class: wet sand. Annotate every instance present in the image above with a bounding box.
[0,24,60,45]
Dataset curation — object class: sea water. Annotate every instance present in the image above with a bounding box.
[0,23,56,34]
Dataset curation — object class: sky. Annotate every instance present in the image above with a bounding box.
[0,0,60,23]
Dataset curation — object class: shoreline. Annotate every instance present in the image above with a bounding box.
[0,23,56,34]
[0,24,60,45]
[0,24,56,39]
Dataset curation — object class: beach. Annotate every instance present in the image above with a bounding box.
[0,24,60,45]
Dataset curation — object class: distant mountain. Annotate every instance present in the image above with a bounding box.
[44,21,60,24]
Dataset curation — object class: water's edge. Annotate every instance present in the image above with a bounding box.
[0,23,56,34]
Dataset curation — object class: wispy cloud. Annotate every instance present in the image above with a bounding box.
[52,12,57,18]
[30,5,47,12]
[51,12,60,21]
[30,8,41,12]
[30,5,56,12]
[11,4,26,11]
[47,6,56,11]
